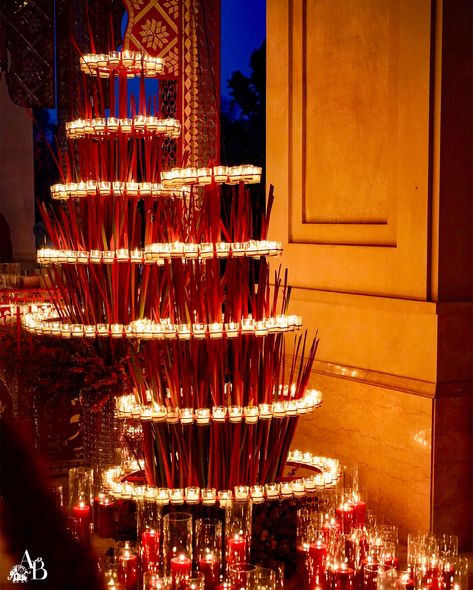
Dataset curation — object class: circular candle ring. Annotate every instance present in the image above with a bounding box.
[80,51,165,78]
[37,241,283,266]
[114,387,322,424]
[161,164,262,187]
[21,308,303,341]
[50,181,191,200]
[102,454,340,503]
[65,117,181,140]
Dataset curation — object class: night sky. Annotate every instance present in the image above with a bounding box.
[220,0,266,100]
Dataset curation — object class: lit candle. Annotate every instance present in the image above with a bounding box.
[72,501,91,547]
[170,553,192,577]
[117,544,139,590]
[296,542,309,589]
[334,564,355,590]
[96,494,115,538]
[309,539,327,570]
[226,534,247,565]
[141,529,160,570]
[198,553,220,590]
[336,502,355,534]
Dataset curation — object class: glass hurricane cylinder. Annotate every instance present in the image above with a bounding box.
[195,518,223,590]
[138,490,162,570]
[68,466,94,546]
[117,541,139,590]
[225,499,252,567]
[163,512,193,575]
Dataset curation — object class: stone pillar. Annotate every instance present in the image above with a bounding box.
[267,0,472,548]
[0,80,36,262]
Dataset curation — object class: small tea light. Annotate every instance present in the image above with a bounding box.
[292,479,306,497]
[254,320,268,336]
[250,485,264,502]
[195,408,211,425]
[120,118,132,133]
[197,167,212,184]
[234,485,249,501]
[185,487,200,504]
[229,406,243,423]
[115,248,129,262]
[110,324,123,338]
[244,406,259,424]
[170,488,184,504]
[209,323,223,339]
[121,50,134,67]
[156,488,170,506]
[166,410,179,424]
[201,488,217,505]
[216,242,231,258]
[272,401,286,418]
[225,322,239,338]
[199,243,214,259]
[265,483,280,499]
[177,324,191,340]
[213,165,228,183]
[179,408,194,425]
[232,242,246,257]
[218,490,232,508]
[193,323,207,339]
[212,406,227,422]
[280,482,293,497]
[258,403,272,419]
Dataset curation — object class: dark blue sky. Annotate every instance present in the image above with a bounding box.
[220,0,266,100]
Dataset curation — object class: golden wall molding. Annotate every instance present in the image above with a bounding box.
[268,0,432,299]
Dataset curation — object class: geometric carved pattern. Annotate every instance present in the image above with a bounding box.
[123,0,219,167]
[0,0,55,108]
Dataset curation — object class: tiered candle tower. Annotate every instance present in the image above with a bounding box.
[27,45,323,495]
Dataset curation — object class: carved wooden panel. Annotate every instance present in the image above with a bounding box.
[268,0,432,297]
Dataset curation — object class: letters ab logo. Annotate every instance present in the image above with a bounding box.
[7,550,48,583]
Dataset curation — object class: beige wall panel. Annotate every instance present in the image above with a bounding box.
[290,288,439,382]
[268,0,432,298]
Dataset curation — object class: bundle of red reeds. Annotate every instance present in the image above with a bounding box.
[129,332,318,489]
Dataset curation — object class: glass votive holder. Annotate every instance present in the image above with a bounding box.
[333,563,355,590]
[225,499,252,566]
[95,492,116,538]
[195,518,222,590]
[255,566,277,590]
[228,563,257,590]
[117,541,139,590]
[163,512,193,574]
[100,562,126,590]
[68,466,94,511]
[182,572,205,590]
[142,569,171,589]
[376,565,399,590]
[138,494,162,570]
[363,563,390,590]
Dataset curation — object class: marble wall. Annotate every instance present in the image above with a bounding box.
[292,368,433,542]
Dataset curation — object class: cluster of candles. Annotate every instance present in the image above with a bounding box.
[161,165,262,186]
[65,116,181,139]
[22,310,303,340]
[295,488,468,590]
[50,180,190,200]
[79,50,165,77]
[36,241,283,265]
[114,388,323,424]
[93,497,283,590]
